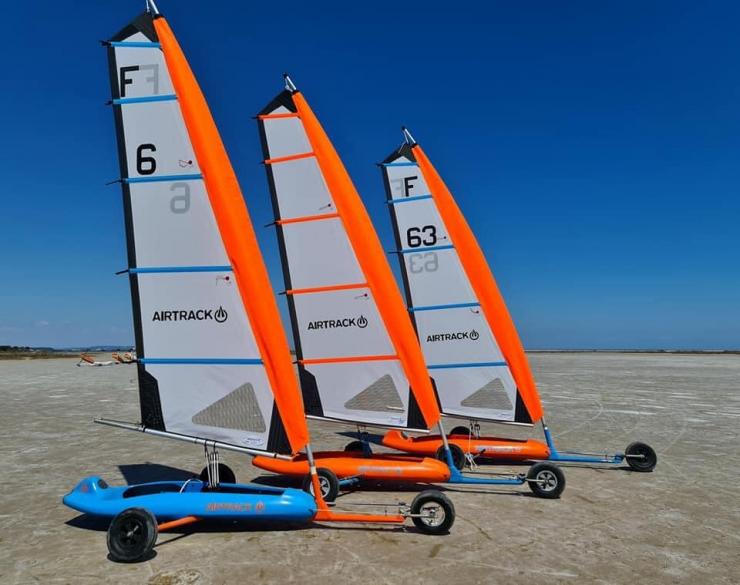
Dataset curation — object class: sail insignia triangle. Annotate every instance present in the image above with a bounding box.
[460,378,513,411]
[192,383,267,433]
[344,375,404,412]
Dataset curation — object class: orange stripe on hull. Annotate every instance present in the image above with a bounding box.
[412,144,544,422]
[293,92,441,429]
[382,430,550,461]
[153,17,309,454]
[264,151,315,165]
[276,212,339,225]
[300,355,398,366]
[286,282,368,295]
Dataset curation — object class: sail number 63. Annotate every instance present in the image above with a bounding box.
[406,225,437,248]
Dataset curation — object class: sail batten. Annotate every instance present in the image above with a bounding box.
[381,141,542,425]
[106,11,307,455]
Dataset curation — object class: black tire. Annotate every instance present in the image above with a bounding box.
[301,467,340,503]
[449,426,471,436]
[435,444,466,471]
[625,442,657,472]
[410,490,455,535]
[198,463,236,485]
[107,508,158,563]
[344,440,366,453]
[527,462,566,499]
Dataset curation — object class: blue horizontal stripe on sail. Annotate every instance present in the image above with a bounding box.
[399,244,454,254]
[110,41,162,48]
[382,162,418,167]
[428,361,508,370]
[130,266,232,274]
[387,195,432,205]
[124,173,203,184]
[410,302,480,312]
[140,358,263,366]
[112,94,177,105]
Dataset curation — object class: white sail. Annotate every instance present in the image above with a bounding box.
[257,90,428,431]
[381,144,530,424]
[107,13,290,453]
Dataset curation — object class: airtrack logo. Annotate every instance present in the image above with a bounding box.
[152,306,229,324]
[426,329,479,343]
[307,315,368,331]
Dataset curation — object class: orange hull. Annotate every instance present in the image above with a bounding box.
[253,451,451,482]
[382,430,550,462]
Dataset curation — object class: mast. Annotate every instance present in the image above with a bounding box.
[104,10,308,455]
[256,79,442,432]
[380,132,543,425]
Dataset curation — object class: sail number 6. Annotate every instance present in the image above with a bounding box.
[406,225,437,248]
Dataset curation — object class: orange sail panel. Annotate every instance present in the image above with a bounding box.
[384,141,543,423]
[151,17,309,452]
[257,88,441,430]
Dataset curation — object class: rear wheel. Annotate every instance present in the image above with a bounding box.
[435,444,466,470]
[449,426,471,436]
[625,442,657,472]
[302,467,340,503]
[344,440,366,453]
[410,490,455,535]
[527,462,565,499]
[198,463,236,485]
[107,508,158,563]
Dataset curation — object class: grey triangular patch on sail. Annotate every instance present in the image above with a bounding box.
[461,378,513,411]
[192,383,266,433]
[344,375,403,412]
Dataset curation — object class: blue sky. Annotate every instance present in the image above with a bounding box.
[1,1,738,349]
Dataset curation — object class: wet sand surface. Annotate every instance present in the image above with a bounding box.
[1,353,738,584]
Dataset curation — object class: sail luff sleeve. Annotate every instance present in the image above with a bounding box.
[412,144,544,422]
[292,93,441,429]
[152,17,309,452]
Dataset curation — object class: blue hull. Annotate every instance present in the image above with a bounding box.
[63,476,317,523]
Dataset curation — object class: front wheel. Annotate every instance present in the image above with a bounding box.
[198,463,236,485]
[527,462,565,499]
[302,467,340,503]
[107,508,158,563]
[410,490,455,535]
[625,442,657,472]
[435,444,466,470]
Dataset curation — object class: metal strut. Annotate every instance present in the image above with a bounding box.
[203,443,220,488]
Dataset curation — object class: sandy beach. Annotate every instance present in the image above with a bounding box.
[0,353,738,584]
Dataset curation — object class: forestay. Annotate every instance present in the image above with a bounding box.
[381,139,543,425]
[257,87,440,432]
[105,12,303,455]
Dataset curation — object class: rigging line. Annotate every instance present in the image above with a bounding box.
[263,152,315,165]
